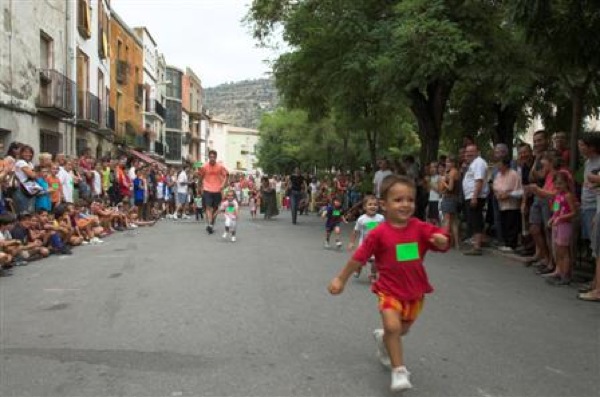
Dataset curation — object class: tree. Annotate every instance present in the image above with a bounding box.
[510,0,600,169]
[249,0,516,164]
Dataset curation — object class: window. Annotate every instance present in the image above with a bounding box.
[97,0,109,59]
[76,138,88,156]
[40,32,53,70]
[236,161,242,170]
[40,130,61,154]
[165,131,181,161]
[165,99,182,129]
[77,0,91,39]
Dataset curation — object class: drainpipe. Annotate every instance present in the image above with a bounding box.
[7,0,13,109]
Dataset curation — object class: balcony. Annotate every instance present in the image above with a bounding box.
[155,100,165,119]
[37,69,75,118]
[76,90,100,127]
[97,103,115,138]
[135,84,144,105]
[116,60,129,85]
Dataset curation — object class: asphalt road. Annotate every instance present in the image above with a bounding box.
[0,210,598,397]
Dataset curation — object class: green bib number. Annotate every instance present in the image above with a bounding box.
[553,201,559,212]
[227,206,236,213]
[52,183,59,189]
[365,221,379,231]
[396,242,420,262]
[333,210,341,216]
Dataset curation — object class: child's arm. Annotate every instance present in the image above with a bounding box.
[424,222,450,252]
[555,193,577,223]
[328,259,363,295]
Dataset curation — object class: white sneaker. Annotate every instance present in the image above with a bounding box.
[231,236,236,243]
[90,237,103,244]
[390,366,412,392]
[81,240,90,246]
[324,241,331,249]
[498,246,513,253]
[130,224,138,229]
[336,241,342,249]
[183,215,191,220]
[373,329,391,368]
[222,232,228,240]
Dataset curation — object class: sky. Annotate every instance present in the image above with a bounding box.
[111,0,281,88]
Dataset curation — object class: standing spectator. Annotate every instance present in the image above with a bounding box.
[462,144,489,255]
[526,130,551,266]
[493,156,523,251]
[517,143,535,256]
[440,155,461,249]
[46,164,62,209]
[426,162,441,226]
[116,157,131,203]
[175,167,191,220]
[490,143,511,245]
[373,159,393,199]
[287,167,307,225]
[13,145,37,215]
[552,132,570,168]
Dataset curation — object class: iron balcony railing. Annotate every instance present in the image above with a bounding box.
[37,69,75,116]
[77,90,100,125]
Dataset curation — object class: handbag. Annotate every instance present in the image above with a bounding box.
[19,178,45,197]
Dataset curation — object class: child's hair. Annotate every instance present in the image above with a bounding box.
[362,194,378,207]
[380,174,416,200]
[553,170,573,192]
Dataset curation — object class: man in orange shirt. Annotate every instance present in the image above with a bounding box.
[198,150,229,234]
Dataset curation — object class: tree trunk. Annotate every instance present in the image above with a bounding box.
[408,80,454,165]
[569,87,585,171]
[365,129,378,172]
[493,103,518,154]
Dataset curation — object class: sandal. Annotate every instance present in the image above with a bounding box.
[578,283,593,293]
[577,291,600,302]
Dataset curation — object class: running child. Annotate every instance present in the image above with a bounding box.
[220,190,239,242]
[328,175,449,392]
[545,170,576,285]
[194,192,204,221]
[249,190,258,220]
[348,195,385,280]
[322,197,347,249]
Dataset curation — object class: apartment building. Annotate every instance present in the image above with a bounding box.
[74,0,113,158]
[1,0,83,156]
[109,11,143,151]
[182,67,203,162]
[225,126,259,173]
[165,66,183,164]
[134,27,166,157]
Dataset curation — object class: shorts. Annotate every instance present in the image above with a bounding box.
[177,193,188,206]
[440,196,458,215]
[552,222,572,247]
[465,197,486,234]
[224,217,237,230]
[134,199,144,207]
[427,201,439,220]
[203,191,222,209]
[529,198,550,226]
[580,208,595,240]
[377,293,424,322]
[326,222,341,232]
[590,212,600,258]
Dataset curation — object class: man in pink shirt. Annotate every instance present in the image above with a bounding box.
[198,150,229,234]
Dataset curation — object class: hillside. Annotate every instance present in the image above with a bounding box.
[203,78,279,129]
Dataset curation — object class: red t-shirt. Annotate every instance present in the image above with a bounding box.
[353,218,449,301]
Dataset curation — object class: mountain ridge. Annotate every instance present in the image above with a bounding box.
[203,78,279,129]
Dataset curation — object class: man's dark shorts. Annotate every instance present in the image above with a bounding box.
[203,191,222,209]
[466,197,486,234]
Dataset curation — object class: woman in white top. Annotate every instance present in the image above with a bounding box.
[426,161,441,225]
[12,145,37,214]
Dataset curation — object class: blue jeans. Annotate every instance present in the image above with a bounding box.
[12,188,34,215]
[290,190,302,224]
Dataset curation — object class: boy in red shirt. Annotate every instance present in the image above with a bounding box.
[328,174,449,392]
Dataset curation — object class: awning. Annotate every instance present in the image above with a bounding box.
[127,148,167,170]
